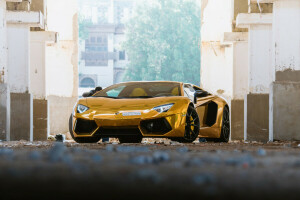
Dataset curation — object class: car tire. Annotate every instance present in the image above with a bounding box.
[118,136,143,144]
[69,114,101,143]
[180,105,200,143]
[219,106,230,143]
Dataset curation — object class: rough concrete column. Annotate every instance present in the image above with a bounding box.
[0,84,10,141]
[7,24,33,141]
[6,11,44,141]
[222,32,249,140]
[270,0,300,141]
[237,13,273,142]
[0,0,9,141]
[30,31,56,141]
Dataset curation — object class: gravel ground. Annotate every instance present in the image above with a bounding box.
[1,139,300,199]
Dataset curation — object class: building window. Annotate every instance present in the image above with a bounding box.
[80,77,96,88]
[84,34,109,66]
[119,51,125,60]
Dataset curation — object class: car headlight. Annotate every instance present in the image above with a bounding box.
[77,104,89,114]
[153,103,174,113]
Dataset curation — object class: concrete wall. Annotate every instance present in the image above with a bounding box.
[201,0,233,42]
[245,94,269,142]
[47,95,77,134]
[7,24,30,93]
[0,84,9,141]
[270,0,300,141]
[201,42,234,99]
[33,99,48,140]
[248,24,273,94]
[30,32,46,99]
[10,93,33,141]
[46,0,78,134]
[201,0,250,141]
[0,1,9,140]
[270,82,300,141]
[232,41,248,99]
[273,0,300,74]
[0,0,7,83]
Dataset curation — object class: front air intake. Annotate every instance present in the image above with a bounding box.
[74,119,98,135]
[140,118,172,135]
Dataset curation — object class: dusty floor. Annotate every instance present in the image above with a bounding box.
[1,139,300,199]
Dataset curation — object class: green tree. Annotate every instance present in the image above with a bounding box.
[78,15,92,40]
[122,0,201,85]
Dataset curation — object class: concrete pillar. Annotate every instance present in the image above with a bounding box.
[0,0,9,141]
[30,31,56,141]
[237,13,273,142]
[270,0,300,141]
[6,11,44,141]
[222,32,249,140]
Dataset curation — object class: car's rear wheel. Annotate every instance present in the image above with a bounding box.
[69,114,101,143]
[219,106,230,142]
[118,136,143,144]
[177,106,200,143]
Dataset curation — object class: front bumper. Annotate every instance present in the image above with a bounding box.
[72,112,186,138]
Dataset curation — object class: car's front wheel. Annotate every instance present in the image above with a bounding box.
[69,114,101,143]
[175,106,200,143]
[118,136,143,144]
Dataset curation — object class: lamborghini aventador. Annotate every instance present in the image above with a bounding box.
[69,81,230,143]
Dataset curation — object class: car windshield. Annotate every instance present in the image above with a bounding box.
[93,82,182,98]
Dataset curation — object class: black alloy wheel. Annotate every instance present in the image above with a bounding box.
[220,106,230,142]
[69,114,101,143]
[178,106,200,143]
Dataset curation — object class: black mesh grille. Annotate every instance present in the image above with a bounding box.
[74,119,98,135]
[95,126,142,137]
[140,118,172,135]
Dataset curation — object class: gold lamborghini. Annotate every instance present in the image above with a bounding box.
[69,81,230,143]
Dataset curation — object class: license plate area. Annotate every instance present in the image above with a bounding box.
[122,112,142,116]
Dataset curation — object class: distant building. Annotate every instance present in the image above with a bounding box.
[78,0,135,91]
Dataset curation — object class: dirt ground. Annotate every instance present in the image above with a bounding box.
[1,139,300,199]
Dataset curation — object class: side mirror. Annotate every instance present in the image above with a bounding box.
[195,91,209,98]
[82,92,92,97]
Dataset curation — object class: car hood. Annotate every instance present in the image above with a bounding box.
[83,96,187,112]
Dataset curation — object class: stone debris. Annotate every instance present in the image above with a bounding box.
[170,141,181,145]
[130,151,170,165]
[48,135,56,141]
[153,151,170,163]
[257,148,267,156]
[130,155,154,165]
[48,142,68,162]
[225,155,255,167]
[116,146,149,153]
[177,146,189,153]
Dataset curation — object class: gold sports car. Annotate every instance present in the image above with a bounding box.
[69,81,230,143]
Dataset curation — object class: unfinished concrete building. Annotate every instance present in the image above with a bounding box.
[201,0,300,142]
[0,0,78,141]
